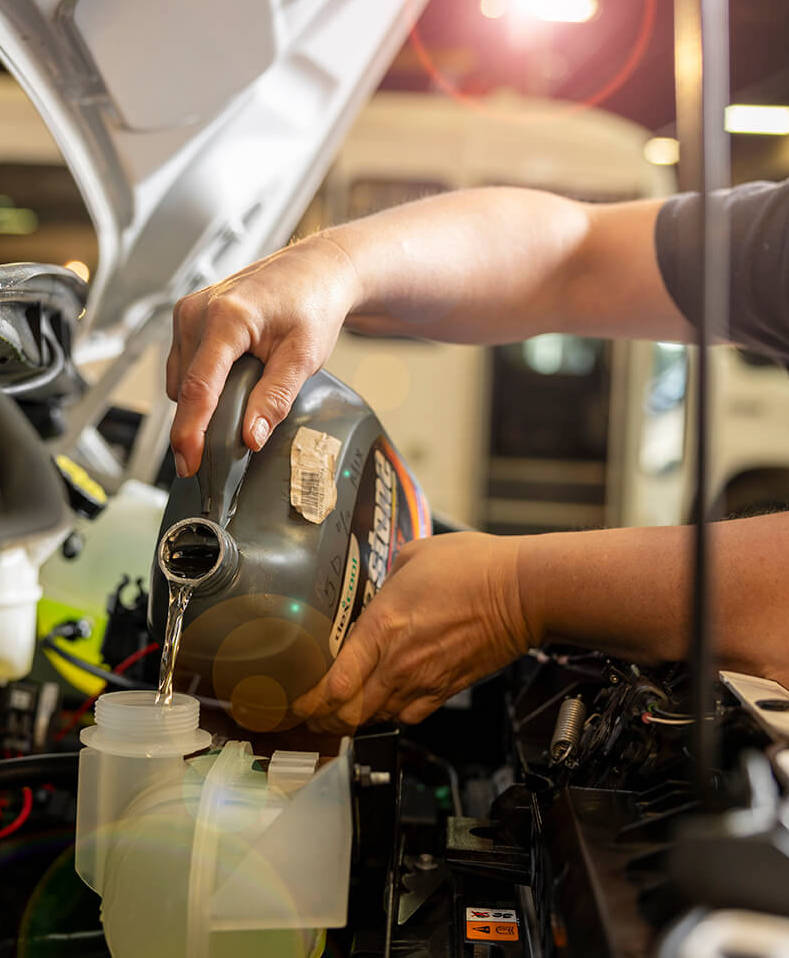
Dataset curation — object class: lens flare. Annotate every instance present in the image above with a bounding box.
[407,0,657,114]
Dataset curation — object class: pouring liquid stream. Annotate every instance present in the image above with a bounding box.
[156,520,223,706]
[156,582,193,706]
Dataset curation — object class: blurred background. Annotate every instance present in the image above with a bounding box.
[3,0,789,534]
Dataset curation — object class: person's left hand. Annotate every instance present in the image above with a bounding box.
[291,531,534,732]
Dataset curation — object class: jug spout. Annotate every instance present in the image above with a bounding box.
[158,516,238,593]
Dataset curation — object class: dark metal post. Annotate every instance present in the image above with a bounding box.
[672,0,730,801]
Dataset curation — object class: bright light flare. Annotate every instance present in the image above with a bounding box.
[512,0,598,23]
[63,260,91,282]
[643,137,679,166]
[724,105,789,135]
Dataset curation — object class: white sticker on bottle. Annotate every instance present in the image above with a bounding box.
[329,534,360,657]
[290,426,342,523]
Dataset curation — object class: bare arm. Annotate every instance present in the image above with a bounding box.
[168,187,691,475]
[338,188,692,344]
[525,513,789,684]
[292,514,789,731]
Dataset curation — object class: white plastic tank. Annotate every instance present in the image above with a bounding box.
[0,546,44,681]
[76,691,352,957]
[0,529,64,683]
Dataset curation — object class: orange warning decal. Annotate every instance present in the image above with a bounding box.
[465,908,519,942]
[466,922,520,941]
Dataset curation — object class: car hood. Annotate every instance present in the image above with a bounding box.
[0,0,424,349]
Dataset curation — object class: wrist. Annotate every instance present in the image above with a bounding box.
[315,227,369,314]
[513,532,554,651]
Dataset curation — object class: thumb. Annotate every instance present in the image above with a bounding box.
[291,623,381,721]
[242,341,318,451]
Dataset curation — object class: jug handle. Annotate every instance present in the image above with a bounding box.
[197,355,263,527]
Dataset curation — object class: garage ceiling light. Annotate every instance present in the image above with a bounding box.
[485,0,599,22]
[724,104,789,135]
[514,0,598,23]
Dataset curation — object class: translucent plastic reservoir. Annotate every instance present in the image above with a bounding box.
[75,691,352,958]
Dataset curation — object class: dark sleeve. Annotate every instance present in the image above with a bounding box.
[655,179,789,361]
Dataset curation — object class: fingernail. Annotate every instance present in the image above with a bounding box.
[174,452,188,478]
[251,417,270,451]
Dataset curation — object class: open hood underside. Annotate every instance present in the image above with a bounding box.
[0,0,425,349]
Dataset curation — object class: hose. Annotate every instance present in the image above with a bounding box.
[40,637,155,691]
[0,787,33,839]
[0,753,79,790]
[3,321,66,396]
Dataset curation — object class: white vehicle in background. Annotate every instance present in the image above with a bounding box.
[317,89,677,529]
[624,341,789,527]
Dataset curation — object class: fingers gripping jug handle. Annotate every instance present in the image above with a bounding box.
[197,355,262,527]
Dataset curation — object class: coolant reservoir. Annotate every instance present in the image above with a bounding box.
[75,691,352,958]
[149,356,430,739]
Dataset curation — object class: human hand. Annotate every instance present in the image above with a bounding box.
[167,233,362,477]
[291,532,535,732]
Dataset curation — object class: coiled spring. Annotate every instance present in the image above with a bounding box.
[550,695,587,764]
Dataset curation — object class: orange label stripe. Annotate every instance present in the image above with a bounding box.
[380,436,431,539]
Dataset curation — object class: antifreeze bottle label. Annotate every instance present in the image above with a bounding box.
[329,533,360,657]
[329,436,430,657]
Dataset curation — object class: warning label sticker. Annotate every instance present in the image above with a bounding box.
[465,908,519,942]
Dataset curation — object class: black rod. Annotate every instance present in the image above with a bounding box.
[673,0,730,802]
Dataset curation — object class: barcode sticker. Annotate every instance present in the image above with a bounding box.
[299,471,322,514]
[290,426,342,523]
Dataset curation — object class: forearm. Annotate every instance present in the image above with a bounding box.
[325,187,692,344]
[521,513,789,684]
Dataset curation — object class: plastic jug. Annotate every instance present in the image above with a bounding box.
[148,356,430,738]
[75,690,352,958]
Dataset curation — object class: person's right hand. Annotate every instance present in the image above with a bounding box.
[291,531,534,732]
[167,233,362,477]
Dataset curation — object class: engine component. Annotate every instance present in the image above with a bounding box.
[550,695,586,764]
[0,680,60,754]
[0,263,86,403]
[0,389,68,682]
[53,454,107,519]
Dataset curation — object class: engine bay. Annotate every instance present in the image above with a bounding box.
[4,610,789,957]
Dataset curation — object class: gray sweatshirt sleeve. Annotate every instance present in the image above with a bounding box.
[655,179,789,360]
